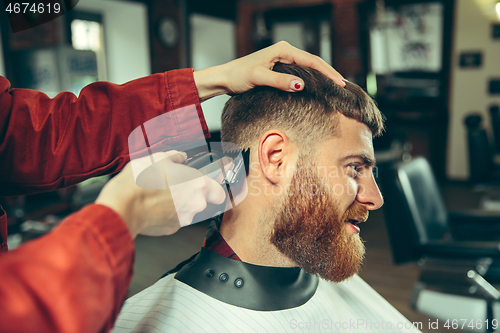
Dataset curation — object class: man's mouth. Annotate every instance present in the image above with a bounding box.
[344,218,364,234]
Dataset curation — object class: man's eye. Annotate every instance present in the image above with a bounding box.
[349,165,361,177]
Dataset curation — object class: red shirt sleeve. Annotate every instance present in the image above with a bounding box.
[0,69,210,331]
[0,204,135,333]
[0,69,209,196]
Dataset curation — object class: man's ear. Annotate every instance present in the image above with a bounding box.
[258,130,291,184]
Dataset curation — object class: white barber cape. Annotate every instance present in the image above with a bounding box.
[112,273,421,333]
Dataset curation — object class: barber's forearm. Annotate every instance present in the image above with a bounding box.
[193,65,228,102]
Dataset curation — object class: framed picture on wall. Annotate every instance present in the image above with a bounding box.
[369,1,444,74]
[360,0,454,105]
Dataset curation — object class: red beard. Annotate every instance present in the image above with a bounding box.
[270,158,367,282]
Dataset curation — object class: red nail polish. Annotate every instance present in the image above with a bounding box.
[290,80,303,91]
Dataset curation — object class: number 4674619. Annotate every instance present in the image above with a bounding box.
[5,2,61,14]
[444,319,499,330]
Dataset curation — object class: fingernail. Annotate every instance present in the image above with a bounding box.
[290,80,303,91]
[179,151,187,158]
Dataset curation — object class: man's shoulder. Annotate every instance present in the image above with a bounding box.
[316,274,391,308]
[316,275,421,332]
[159,251,200,279]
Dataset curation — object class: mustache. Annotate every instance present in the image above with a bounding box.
[342,203,369,223]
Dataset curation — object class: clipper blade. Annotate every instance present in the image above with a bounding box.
[182,144,250,186]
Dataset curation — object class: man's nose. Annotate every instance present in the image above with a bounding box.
[356,173,383,210]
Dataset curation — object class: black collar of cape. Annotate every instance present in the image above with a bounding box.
[163,247,318,311]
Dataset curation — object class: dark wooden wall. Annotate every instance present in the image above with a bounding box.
[236,0,365,79]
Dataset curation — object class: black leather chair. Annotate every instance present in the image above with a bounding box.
[379,157,500,267]
[490,105,500,155]
[464,113,500,184]
[379,157,500,327]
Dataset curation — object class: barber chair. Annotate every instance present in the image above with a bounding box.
[490,105,500,155]
[380,156,500,264]
[379,157,500,332]
[464,114,500,184]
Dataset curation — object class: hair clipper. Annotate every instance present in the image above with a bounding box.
[182,144,250,223]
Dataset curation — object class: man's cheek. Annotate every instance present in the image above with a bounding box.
[327,182,353,198]
[343,178,358,198]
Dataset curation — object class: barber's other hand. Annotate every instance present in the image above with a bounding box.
[95,151,226,238]
[193,41,345,102]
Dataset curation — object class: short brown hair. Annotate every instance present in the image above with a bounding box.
[221,63,384,150]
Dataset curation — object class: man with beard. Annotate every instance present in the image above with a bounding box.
[112,64,420,333]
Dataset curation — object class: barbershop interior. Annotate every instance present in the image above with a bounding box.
[1,0,500,332]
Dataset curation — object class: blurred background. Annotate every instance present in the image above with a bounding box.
[1,0,500,332]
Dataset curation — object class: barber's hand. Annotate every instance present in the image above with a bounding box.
[95,151,226,238]
[193,41,345,102]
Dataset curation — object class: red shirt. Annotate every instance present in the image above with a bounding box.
[0,69,208,333]
[203,228,241,261]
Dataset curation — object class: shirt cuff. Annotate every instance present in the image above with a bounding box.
[164,68,210,139]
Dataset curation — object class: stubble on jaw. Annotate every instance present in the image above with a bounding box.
[268,157,367,282]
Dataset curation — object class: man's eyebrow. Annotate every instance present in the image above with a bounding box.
[341,154,376,167]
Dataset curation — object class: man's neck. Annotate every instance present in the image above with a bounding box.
[219,204,297,268]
